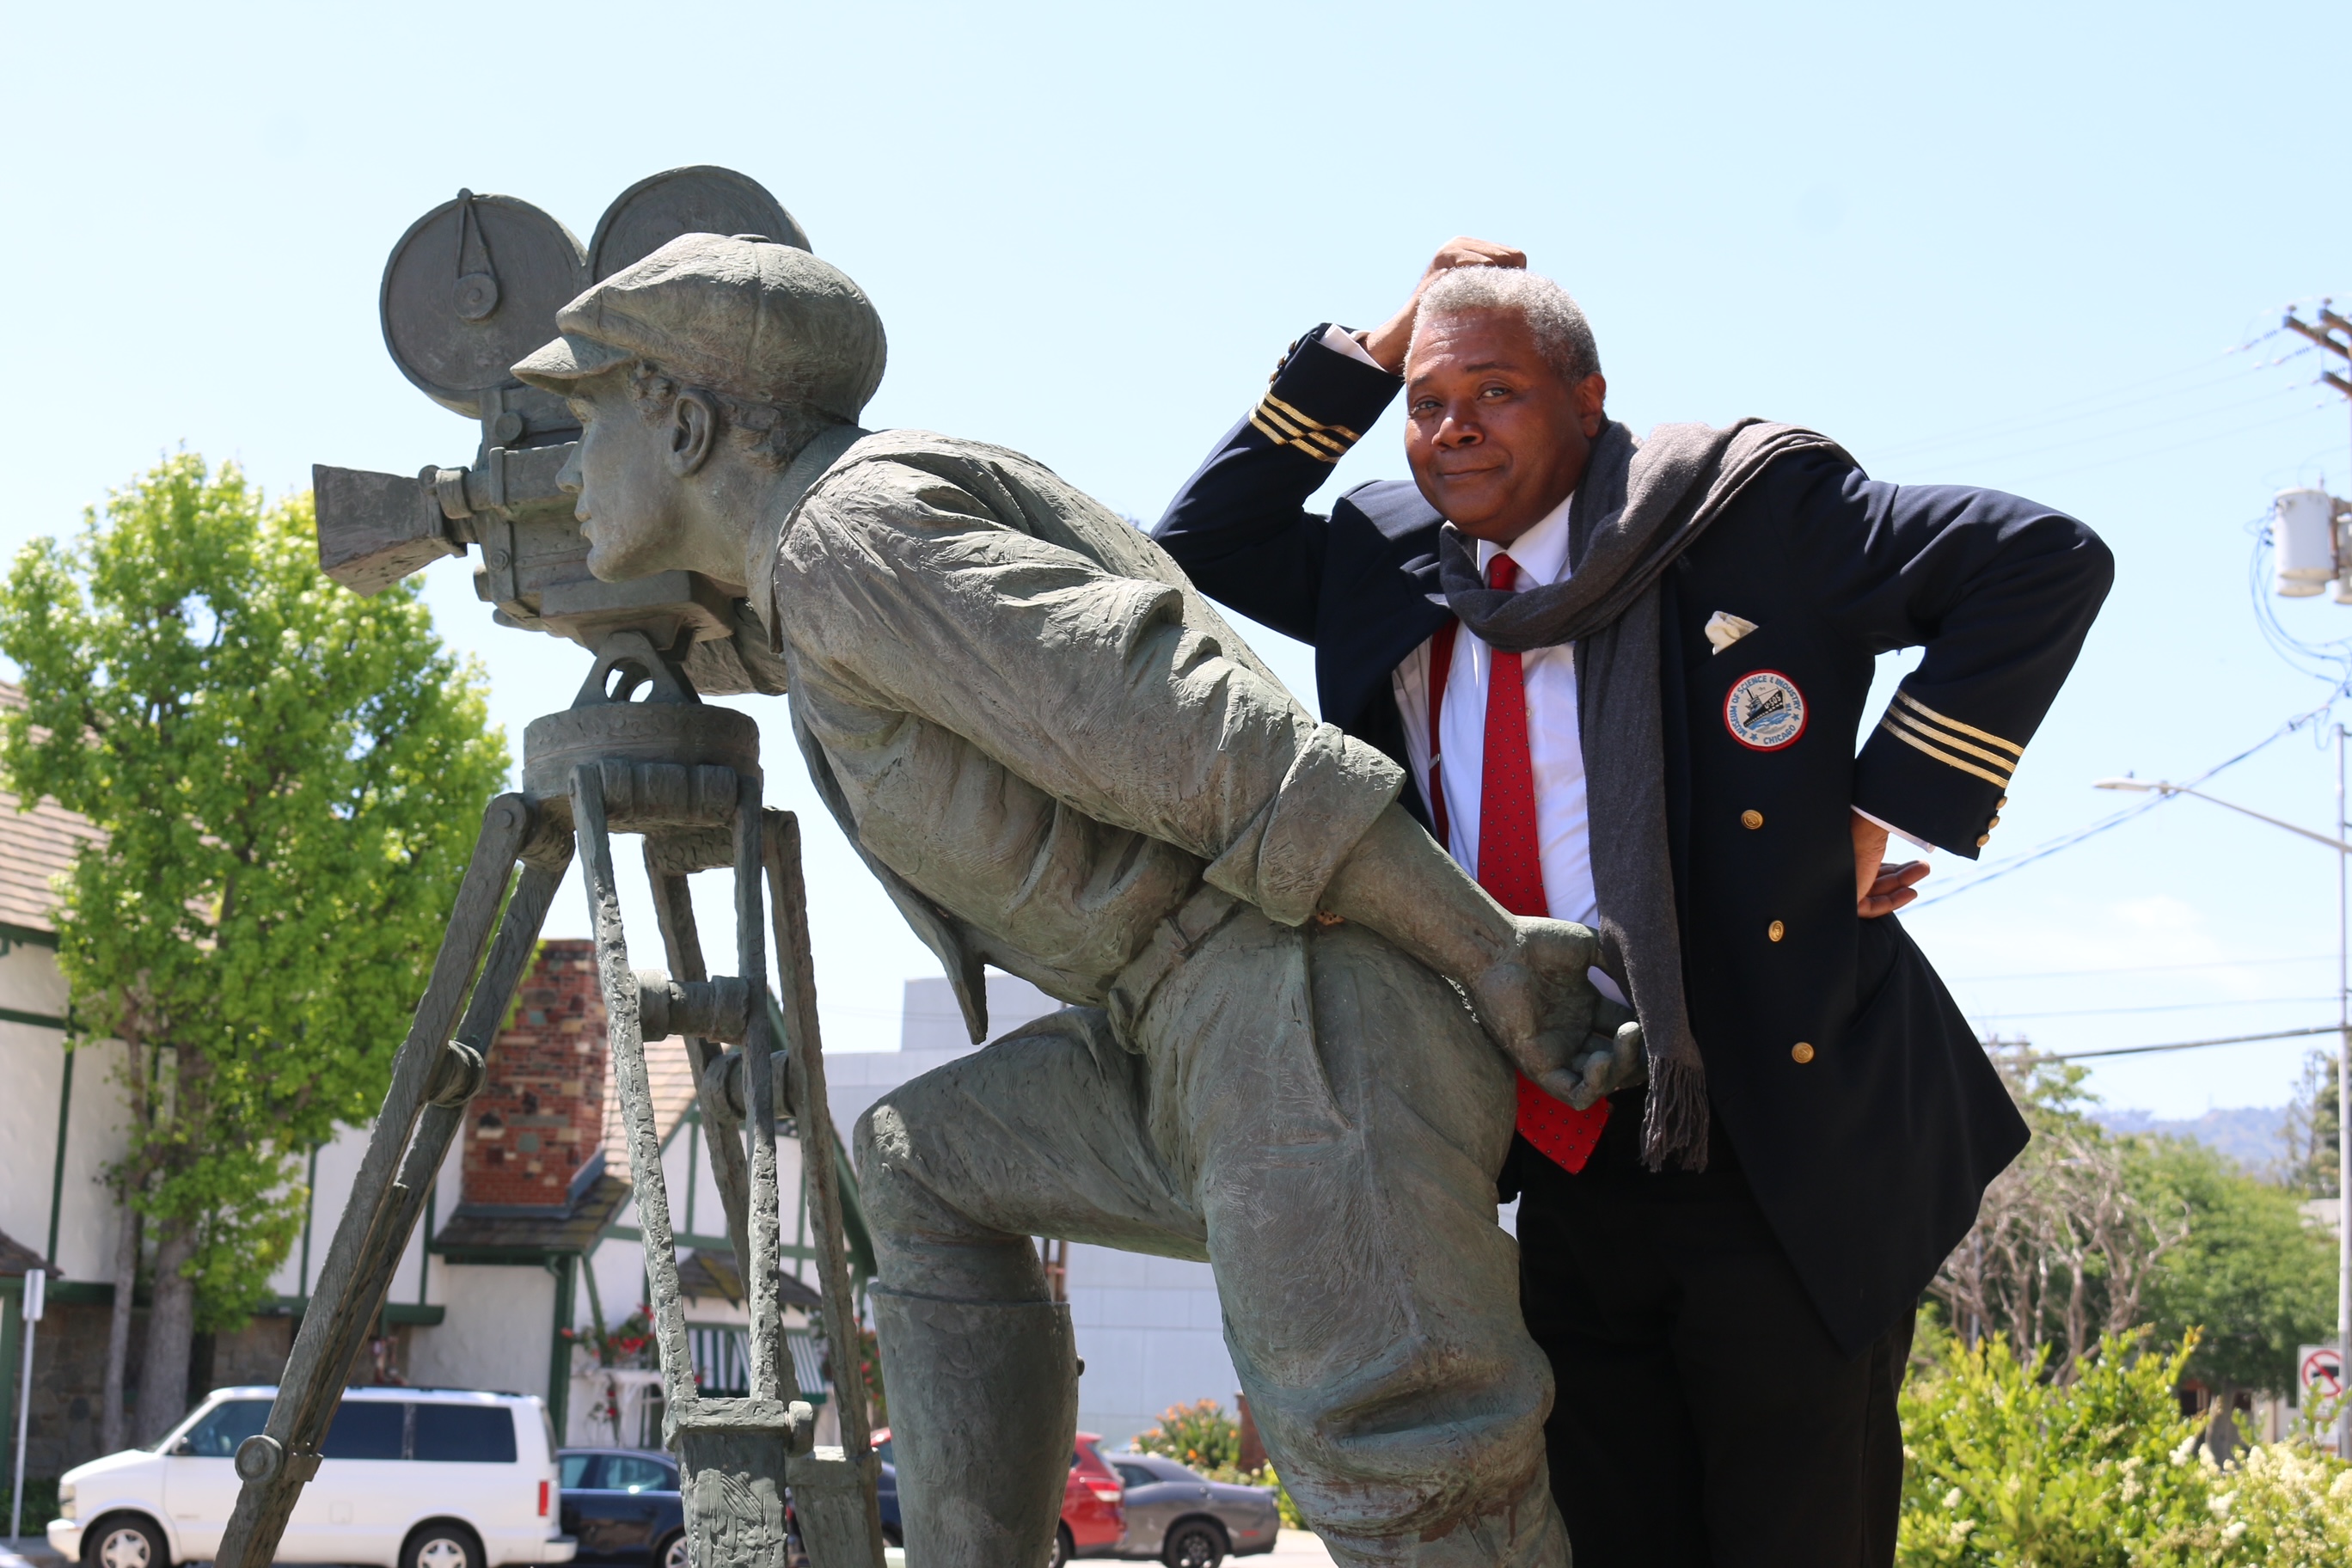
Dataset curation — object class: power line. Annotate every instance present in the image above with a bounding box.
[1967,994,2339,1022]
[1873,372,2312,473]
[2004,400,2337,488]
[1866,334,2294,463]
[2039,1024,2340,1062]
[1914,688,2349,909]
[1948,952,2339,983]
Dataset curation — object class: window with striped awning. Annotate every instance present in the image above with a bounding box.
[685,1326,831,1403]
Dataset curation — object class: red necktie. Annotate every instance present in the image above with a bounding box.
[1477,554,1611,1174]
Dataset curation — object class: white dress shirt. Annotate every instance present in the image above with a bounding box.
[1387,496,1632,1004]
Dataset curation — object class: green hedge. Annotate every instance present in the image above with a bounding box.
[1900,1324,2352,1565]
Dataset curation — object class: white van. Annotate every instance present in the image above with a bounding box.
[48,1386,579,1568]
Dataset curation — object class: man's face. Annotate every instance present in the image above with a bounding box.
[558,369,690,582]
[1404,309,1607,544]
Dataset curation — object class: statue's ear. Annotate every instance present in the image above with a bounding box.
[671,389,720,477]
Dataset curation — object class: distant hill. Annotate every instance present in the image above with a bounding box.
[2098,1106,2288,1174]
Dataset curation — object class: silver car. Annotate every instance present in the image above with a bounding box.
[1104,1455,1281,1568]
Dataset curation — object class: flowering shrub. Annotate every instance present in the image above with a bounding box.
[1131,1400,1299,1527]
[1898,1323,2352,1565]
[1134,1399,1240,1471]
[563,1304,656,1369]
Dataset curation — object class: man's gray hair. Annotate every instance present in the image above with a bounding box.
[1410,267,1602,386]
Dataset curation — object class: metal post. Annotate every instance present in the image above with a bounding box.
[11,1269,43,1541]
[2337,723,2349,1456]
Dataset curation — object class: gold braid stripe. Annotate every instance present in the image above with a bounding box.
[1249,408,1344,460]
[1248,392,1360,463]
[1263,392,1361,444]
[1877,717,2015,789]
[1885,707,2018,778]
[1895,690,2023,757]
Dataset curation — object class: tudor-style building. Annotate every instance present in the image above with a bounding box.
[4,916,842,1483]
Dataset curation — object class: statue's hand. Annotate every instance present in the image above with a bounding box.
[1565,1009,1647,1111]
[1467,917,1604,1102]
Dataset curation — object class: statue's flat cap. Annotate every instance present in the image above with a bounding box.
[513,234,885,423]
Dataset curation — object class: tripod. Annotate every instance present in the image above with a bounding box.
[214,629,884,1568]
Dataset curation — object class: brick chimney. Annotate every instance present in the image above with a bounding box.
[463,940,609,1207]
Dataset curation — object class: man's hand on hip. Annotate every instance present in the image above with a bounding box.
[1360,237,1527,372]
[1853,809,1930,917]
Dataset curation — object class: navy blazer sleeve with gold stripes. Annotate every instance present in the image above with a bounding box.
[1155,324,2116,1356]
[1155,324,2113,860]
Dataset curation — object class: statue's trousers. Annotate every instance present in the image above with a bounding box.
[857,886,1570,1568]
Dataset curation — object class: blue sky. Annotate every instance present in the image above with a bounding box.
[3,1,2349,1118]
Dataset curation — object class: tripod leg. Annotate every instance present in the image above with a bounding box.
[733,779,791,1404]
[217,796,538,1568]
[573,766,701,1418]
[766,811,887,1568]
[644,854,756,1308]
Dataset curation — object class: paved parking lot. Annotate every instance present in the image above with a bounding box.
[9,1529,1340,1568]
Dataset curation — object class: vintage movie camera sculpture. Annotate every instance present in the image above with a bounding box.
[216,168,885,1568]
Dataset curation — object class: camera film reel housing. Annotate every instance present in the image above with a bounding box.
[315,168,809,695]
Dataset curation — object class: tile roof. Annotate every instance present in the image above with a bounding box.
[602,1032,701,1180]
[0,683,101,936]
[433,1172,633,1256]
[677,1248,823,1312]
[0,1228,46,1277]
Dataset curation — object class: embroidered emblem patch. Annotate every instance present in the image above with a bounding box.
[1724,670,1807,750]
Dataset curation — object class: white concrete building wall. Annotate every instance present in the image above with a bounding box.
[0,941,128,1283]
[265,1121,462,1308]
[408,1261,557,1393]
[831,975,1243,1451]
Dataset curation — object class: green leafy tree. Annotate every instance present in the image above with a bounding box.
[0,455,506,1445]
[2128,1136,2337,1449]
[2283,1047,2341,1198]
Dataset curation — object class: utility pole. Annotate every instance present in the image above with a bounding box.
[2278,303,2352,1453]
[2265,305,2352,1452]
[2339,725,2349,1460]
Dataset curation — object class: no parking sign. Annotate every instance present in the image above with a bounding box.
[2297,1344,2344,1407]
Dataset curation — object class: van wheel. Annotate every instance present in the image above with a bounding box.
[658,1530,690,1568]
[1046,1522,1075,1568]
[84,1514,168,1568]
[401,1520,485,1568]
[1162,1520,1228,1568]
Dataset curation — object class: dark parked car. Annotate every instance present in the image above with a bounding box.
[1106,1455,1281,1568]
[557,1449,686,1568]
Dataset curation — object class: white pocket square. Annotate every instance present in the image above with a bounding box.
[1705,611,1759,655]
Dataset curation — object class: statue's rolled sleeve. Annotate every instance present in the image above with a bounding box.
[1200,722,1400,925]
[780,457,1401,929]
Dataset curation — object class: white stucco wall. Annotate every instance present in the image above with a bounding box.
[407,1261,557,1394]
[265,1118,462,1308]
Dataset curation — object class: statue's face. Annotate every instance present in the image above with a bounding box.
[558,370,690,583]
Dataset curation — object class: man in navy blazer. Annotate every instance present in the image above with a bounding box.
[1151,242,2111,1566]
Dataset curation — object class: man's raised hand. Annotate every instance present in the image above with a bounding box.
[1361,237,1528,372]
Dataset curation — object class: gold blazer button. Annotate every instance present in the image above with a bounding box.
[1741,809,1763,830]
[1792,1042,1815,1064]
[1767,920,1785,942]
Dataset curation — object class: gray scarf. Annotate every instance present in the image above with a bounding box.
[1438,417,1853,1171]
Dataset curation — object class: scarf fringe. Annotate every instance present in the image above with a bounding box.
[1640,1054,1710,1173]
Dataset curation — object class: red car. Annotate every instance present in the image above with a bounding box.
[868,1429,1124,1565]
